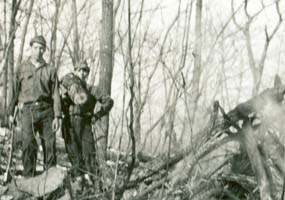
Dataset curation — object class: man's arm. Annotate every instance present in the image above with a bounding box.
[51,67,62,132]
[51,68,62,118]
[90,86,114,119]
[7,65,21,116]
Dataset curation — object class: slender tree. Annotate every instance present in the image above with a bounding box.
[2,0,8,113]
[96,0,114,161]
[5,0,21,115]
[49,0,61,67]
[72,0,80,64]
[189,0,202,124]
[16,0,34,67]
[232,0,282,95]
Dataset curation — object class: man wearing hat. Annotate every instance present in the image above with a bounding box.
[60,60,113,183]
[8,35,62,177]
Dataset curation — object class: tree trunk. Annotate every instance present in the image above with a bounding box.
[134,93,142,149]
[242,122,273,200]
[134,64,142,150]
[49,0,60,67]
[2,0,7,114]
[244,23,259,96]
[6,0,20,114]
[96,0,114,162]
[72,0,80,64]
[233,0,282,96]
[189,0,202,124]
[0,34,3,52]
[16,0,34,67]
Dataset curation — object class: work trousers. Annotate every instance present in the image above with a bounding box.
[21,102,56,177]
[63,115,97,177]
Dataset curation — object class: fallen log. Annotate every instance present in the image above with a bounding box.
[242,121,273,200]
[128,136,235,200]
[217,173,257,190]
[224,75,285,198]
[14,167,67,197]
[123,101,236,194]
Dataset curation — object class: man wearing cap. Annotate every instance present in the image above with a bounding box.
[60,60,113,182]
[8,35,62,177]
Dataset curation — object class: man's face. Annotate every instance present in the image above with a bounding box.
[31,42,45,61]
[74,68,89,81]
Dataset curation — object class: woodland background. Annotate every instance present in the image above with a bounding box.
[0,0,285,199]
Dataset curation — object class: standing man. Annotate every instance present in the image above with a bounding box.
[60,60,113,182]
[8,35,62,177]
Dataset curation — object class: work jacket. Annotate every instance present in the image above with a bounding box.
[8,59,62,117]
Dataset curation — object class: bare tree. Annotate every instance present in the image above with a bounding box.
[189,0,202,124]
[116,1,136,199]
[96,0,114,162]
[2,0,8,113]
[49,0,61,67]
[4,0,21,115]
[232,0,283,95]
[71,0,80,64]
[16,0,34,67]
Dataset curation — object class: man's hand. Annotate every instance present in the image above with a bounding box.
[8,115,16,127]
[91,114,100,124]
[52,117,62,132]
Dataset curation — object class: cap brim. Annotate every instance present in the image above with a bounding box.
[30,41,46,48]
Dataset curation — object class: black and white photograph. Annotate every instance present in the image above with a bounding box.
[0,0,285,199]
